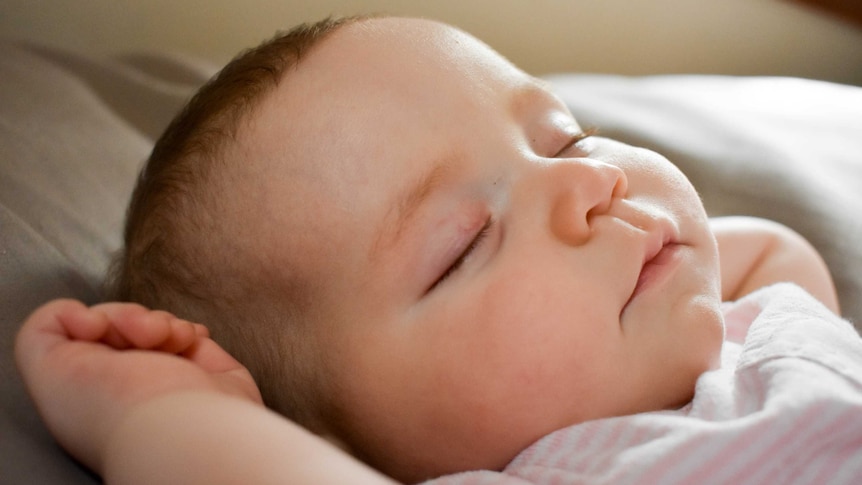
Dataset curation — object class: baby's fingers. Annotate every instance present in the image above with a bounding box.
[17,299,111,352]
[16,299,105,368]
[92,303,203,354]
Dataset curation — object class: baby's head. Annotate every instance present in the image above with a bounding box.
[111,16,725,482]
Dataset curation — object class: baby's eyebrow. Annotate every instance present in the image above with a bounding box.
[370,156,454,262]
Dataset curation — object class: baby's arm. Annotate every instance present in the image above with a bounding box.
[104,391,395,485]
[16,299,394,485]
[711,216,840,312]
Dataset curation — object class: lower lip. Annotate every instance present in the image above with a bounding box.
[628,243,683,303]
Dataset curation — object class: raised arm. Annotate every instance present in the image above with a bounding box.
[710,216,840,312]
[15,299,395,485]
[103,391,396,485]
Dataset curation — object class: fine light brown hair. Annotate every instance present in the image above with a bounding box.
[108,15,365,430]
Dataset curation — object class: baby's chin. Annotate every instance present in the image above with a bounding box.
[660,335,724,412]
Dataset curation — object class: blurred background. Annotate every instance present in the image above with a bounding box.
[1,0,861,85]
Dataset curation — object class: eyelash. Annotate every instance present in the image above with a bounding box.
[554,127,598,157]
[429,217,495,291]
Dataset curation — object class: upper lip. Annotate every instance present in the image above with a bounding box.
[621,212,680,314]
[631,208,679,263]
[642,228,672,266]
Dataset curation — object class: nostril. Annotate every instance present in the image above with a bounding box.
[586,197,612,223]
[544,159,627,247]
[610,165,628,200]
[550,191,592,246]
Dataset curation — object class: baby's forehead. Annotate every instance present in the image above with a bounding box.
[231,15,552,236]
[320,16,526,83]
[241,19,526,148]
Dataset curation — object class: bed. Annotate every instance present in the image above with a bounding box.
[1,40,861,484]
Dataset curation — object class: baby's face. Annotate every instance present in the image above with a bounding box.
[238,18,724,481]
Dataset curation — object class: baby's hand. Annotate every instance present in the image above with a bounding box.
[15,299,263,474]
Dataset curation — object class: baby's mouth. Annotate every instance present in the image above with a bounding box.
[621,235,682,315]
[633,242,681,295]
[615,205,682,317]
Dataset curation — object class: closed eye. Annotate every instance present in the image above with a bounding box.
[553,127,598,158]
[428,217,495,292]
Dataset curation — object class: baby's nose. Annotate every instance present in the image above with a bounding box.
[547,159,627,246]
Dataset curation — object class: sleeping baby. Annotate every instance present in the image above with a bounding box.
[15,15,862,485]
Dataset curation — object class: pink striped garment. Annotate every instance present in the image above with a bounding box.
[425,284,862,485]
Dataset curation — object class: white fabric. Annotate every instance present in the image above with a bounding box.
[427,284,862,484]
